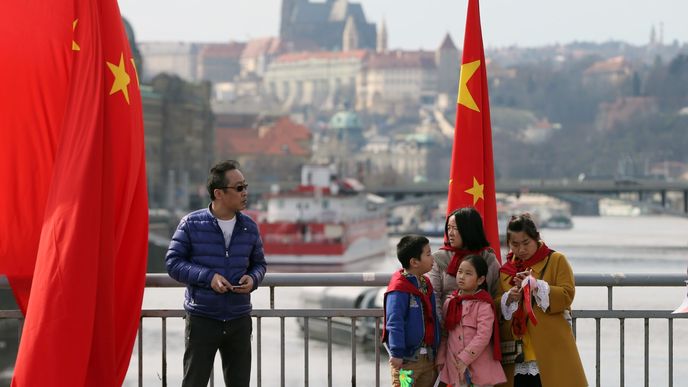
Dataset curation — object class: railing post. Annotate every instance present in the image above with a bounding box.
[351,317,357,387]
[644,318,649,387]
[375,317,381,387]
[162,317,167,387]
[668,318,673,387]
[138,318,143,387]
[257,317,262,387]
[595,318,601,387]
[280,316,285,387]
[327,317,333,387]
[304,317,309,387]
[619,318,625,387]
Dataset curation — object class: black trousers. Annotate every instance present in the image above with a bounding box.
[182,313,253,387]
[514,373,542,387]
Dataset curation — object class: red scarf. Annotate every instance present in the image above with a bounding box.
[500,242,553,280]
[500,242,553,336]
[444,289,502,360]
[440,246,490,277]
[382,270,436,346]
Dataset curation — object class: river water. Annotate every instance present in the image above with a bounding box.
[125,215,688,386]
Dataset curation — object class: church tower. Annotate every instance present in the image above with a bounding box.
[342,15,359,51]
[649,24,657,46]
[376,18,388,53]
[436,33,460,96]
[280,0,298,40]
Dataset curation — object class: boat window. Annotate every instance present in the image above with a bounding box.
[322,200,329,209]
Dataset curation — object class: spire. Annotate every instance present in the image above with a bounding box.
[436,32,461,95]
[330,0,349,21]
[280,0,297,39]
[342,15,359,51]
[376,18,388,53]
[439,32,457,50]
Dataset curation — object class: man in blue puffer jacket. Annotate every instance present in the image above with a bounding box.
[166,160,267,387]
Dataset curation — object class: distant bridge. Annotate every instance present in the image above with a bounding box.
[368,179,688,195]
[250,179,688,213]
[370,179,688,214]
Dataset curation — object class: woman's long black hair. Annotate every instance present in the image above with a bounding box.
[444,207,490,250]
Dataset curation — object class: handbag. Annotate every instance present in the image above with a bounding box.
[500,339,524,365]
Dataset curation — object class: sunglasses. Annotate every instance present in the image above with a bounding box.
[220,184,248,193]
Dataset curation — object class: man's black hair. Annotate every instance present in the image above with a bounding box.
[207,160,241,200]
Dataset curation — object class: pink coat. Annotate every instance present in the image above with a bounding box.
[438,297,506,386]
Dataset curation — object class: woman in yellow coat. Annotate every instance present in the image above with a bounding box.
[497,214,587,387]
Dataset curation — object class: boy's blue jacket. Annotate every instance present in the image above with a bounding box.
[383,270,440,359]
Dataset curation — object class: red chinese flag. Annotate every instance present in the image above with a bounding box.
[0,0,148,385]
[446,0,501,262]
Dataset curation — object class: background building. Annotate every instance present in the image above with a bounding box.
[139,42,199,81]
[357,50,438,115]
[264,50,368,110]
[436,33,461,97]
[215,116,312,182]
[142,74,214,209]
[280,0,377,51]
[196,42,245,83]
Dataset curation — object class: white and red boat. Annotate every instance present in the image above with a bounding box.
[253,165,388,270]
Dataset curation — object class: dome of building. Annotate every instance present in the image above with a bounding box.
[328,111,362,131]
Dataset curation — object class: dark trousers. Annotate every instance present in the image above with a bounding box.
[514,373,542,387]
[182,313,253,387]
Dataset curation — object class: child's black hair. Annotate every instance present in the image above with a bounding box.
[462,254,488,291]
[396,234,430,269]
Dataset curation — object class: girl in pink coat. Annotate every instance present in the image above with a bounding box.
[437,255,506,387]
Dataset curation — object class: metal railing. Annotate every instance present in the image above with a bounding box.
[1,273,687,387]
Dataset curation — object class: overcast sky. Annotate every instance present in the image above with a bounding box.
[118,0,688,49]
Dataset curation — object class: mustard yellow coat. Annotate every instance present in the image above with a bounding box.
[497,250,588,387]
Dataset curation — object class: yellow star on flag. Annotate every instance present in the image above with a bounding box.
[464,177,484,205]
[72,19,80,51]
[457,60,480,112]
[107,53,131,104]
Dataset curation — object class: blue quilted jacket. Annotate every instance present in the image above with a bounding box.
[384,275,440,359]
[165,208,267,321]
